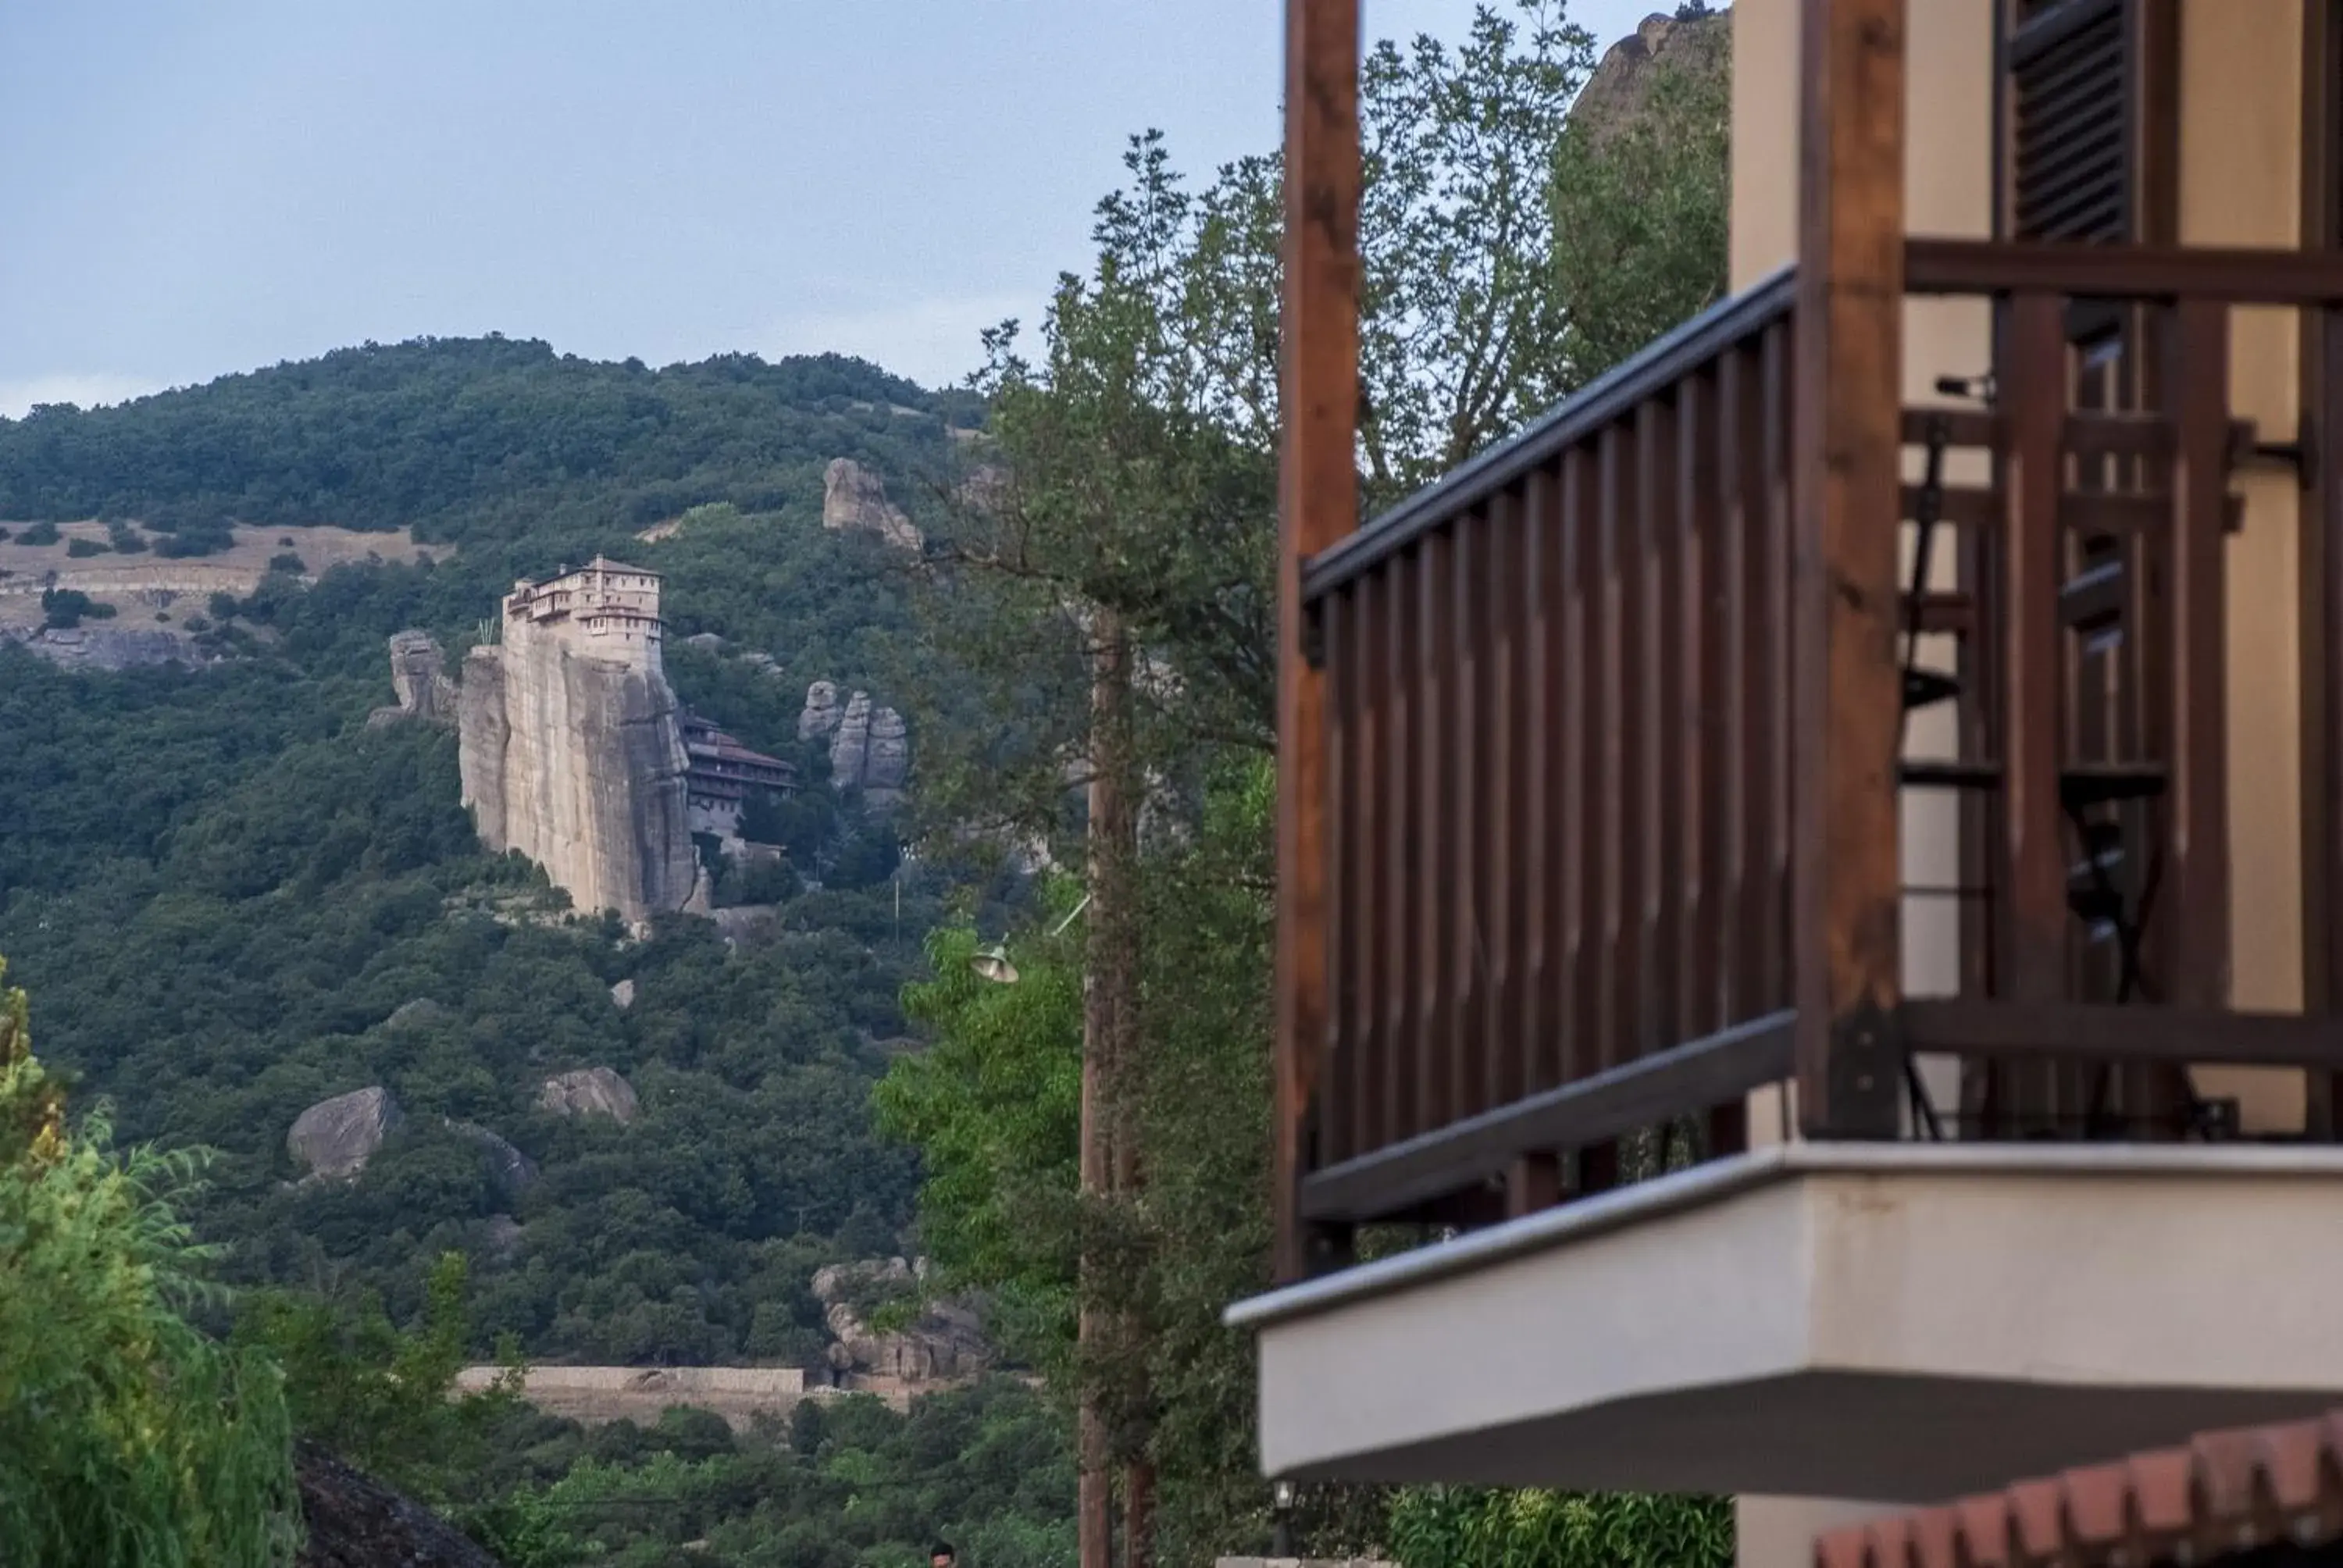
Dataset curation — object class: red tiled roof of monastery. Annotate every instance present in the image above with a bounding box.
[1814,1410,2343,1568]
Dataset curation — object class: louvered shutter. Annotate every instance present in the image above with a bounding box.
[2007,0,2132,242]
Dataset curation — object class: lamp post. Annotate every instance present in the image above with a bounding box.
[1271,1480,1296,1559]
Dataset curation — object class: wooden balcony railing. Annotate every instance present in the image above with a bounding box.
[1291,241,2343,1246]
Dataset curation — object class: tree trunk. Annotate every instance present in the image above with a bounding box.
[1086,610,1152,1568]
[1082,609,1136,1568]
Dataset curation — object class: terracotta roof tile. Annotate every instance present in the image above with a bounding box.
[2057,1463,2129,1548]
[1814,1409,2343,1568]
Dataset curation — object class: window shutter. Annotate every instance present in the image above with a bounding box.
[2007,0,2132,241]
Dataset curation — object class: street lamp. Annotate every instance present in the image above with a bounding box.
[1271,1479,1296,1559]
[965,893,1093,986]
[968,943,1019,985]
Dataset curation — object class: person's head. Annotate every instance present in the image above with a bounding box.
[930,1544,956,1568]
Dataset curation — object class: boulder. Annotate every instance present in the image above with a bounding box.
[537,1067,640,1125]
[610,978,637,1010]
[448,1121,538,1200]
[289,1087,402,1180]
[861,706,909,804]
[822,458,924,552]
[811,1257,990,1383]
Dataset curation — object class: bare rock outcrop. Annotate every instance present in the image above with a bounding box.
[456,562,697,927]
[610,978,637,1010]
[289,1087,402,1181]
[798,679,844,743]
[1571,10,1730,144]
[822,689,910,804]
[448,1121,538,1199]
[9,625,201,671]
[294,1441,505,1568]
[538,1067,640,1124]
[822,458,923,552]
[369,630,458,728]
[811,1258,990,1384]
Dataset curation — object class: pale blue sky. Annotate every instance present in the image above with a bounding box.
[0,1,1667,414]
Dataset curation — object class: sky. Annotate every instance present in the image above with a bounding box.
[0,0,1668,416]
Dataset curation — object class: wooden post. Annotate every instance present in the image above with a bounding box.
[1276,0,1363,1283]
[1790,0,1907,1139]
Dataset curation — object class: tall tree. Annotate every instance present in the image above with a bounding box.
[889,5,1735,1565]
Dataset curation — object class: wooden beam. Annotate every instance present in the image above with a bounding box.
[1276,0,1362,1285]
[1791,0,1908,1139]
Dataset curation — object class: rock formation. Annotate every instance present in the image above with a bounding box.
[609,978,636,1010]
[289,1086,401,1180]
[448,1121,538,1200]
[798,679,844,743]
[7,625,201,671]
[805,682,909,804]
[1571,10,1730,144]
[822,458,923,552]
[811,1258,990,1384]
[369,630,458,728]
[457,559,699,927]
[538,1066,640,1124]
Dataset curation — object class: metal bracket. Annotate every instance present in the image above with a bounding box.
[1819,1000,1906,1139]
[1300,604,1327,669]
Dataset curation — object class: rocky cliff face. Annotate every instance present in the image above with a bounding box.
[822,458,924,552]
[1571,10,1730,144]
[800,680,909,804]
[457,619,698,926]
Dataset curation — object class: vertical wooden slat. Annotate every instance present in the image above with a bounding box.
[1642,397,1683,1061]
[1719,347,1754,1021]
[1274,0,1361,1283]
[1347,576,1382,1161]
[1600,423,1637,1075]
[1682,369,1724,1043]
[1491,486,1529,1107]
[1451,511,1486,1120]
[2298,2,2343,1135]
[1791,0,1907,1139]
[1559,448,1594,1091]
[1999,291,2072,1004]
[2166,298,2233,1010]
[1383,554,1417,1147]
[1521,465,1558,1095]
[1323,589,1353,1167]
[2310,304,2343,1133]
[1760,322,1796,1016]
[1418,531,1454,1133]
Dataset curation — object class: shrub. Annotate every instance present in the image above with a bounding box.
[16,521,60,547]
[66,536,109,558]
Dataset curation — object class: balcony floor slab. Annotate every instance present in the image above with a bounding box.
[1229,1143,2343,1501]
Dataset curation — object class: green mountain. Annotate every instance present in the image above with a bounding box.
[0,338,992,1365]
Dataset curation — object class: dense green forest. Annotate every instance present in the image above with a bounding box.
[0,343,994,1370]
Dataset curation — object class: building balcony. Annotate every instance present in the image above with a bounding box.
[1236,239,2343,1506]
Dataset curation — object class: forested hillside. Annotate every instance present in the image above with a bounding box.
[0,340,990,1366]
